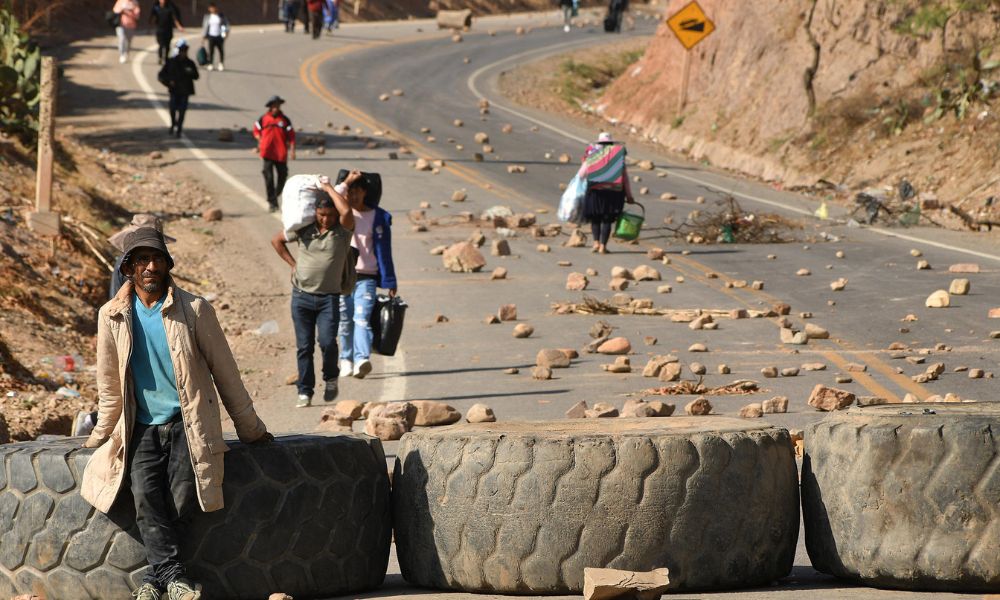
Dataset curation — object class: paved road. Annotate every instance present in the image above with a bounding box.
[61,9,1000,600]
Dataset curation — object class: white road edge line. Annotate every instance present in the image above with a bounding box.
[131,44,268,211]
[131,43,409,404]
[466,39,1000,263]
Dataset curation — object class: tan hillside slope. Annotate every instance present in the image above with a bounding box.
[600,0,1000,220]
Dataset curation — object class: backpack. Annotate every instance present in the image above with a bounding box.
[105,11,121,28]
[582,143,626,189]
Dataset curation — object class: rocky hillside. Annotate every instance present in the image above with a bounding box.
[599,0,1000,227]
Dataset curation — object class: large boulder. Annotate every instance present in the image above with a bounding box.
[443,242,486,272]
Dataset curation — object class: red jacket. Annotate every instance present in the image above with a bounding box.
[253,111,295,163]
[306,0,323,11]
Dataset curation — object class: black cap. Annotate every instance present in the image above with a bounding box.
[265,95,285,107]
[120,227,175,275]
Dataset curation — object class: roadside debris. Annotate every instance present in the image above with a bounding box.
[583,567,670,600]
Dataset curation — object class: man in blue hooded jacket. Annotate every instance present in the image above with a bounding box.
[336,172,396,379]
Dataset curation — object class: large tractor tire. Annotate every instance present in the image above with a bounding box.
[392,418,799,594]
[802,403,1000,592]
[0,433,392,600]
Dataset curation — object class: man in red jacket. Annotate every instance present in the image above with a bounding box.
[306,0,323,39]
[253,95,296,212]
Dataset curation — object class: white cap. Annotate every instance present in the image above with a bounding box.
[597,132,613,143]
[175,38,189,49]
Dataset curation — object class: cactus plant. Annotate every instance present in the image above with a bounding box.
[0,5,41,145]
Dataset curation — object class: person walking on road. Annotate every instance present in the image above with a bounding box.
[253,96,296,212]
[112,0,140,63]
[150,0,184,65]
[270,173,359,408]
[338,173,396,379]
[201,3,230,71]
[281,0,300,32]
[108,213,176,299]
[157,39,198,138]
[558,0,576,32]
[323,0,339,33]
[306,0,323,39]
[580,132,634,254]
[81,227,273,600]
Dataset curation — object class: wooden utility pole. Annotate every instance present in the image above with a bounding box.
[28,56,60,237]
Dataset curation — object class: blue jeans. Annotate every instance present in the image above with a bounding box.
[291,289,340,397]
[338,277,377,362]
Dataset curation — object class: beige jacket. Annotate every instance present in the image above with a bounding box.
[81,280,268,514]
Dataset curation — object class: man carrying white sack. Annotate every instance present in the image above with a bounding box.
[270,172,359,407]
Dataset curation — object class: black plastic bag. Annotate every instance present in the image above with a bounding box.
[335,169,382,208]
[370,294,406,356]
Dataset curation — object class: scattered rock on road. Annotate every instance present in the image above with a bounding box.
[684,397,713,415]
[512,323,534,338]
[949,263,979,273]
[603,356,631,373]
[490,267,507,280]
[808,385,855,411]
[443,241,486,272]
[583,567,669,600]
[532,366,553,380]
[804,323,829,339]
[565,400,588,418]
[830,278,848,291]
[491,239,511,256]
[498,304,517,321]
[925,290,950,308]
[466,403,496,423]
[597,337,631,355]
[739,403,763,418]
[585,402,619,418]
[202,207,223,221]
[566,272,589,291]
[537,348,570,368]
[411,401,462,427]
[949,278,970,295]
[762,396,788,413]
[633,265,661,281]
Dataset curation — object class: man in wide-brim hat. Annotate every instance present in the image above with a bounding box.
[108,213,176,299]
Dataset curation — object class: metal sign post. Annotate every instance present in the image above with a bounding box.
[28,56,60,237]
[666,0,715,112]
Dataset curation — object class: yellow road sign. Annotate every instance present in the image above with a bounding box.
[667,0,715,50]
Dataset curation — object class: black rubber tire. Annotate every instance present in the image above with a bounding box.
[392,418,799,594]
[802,403,1000,592]
[0,433,392,600]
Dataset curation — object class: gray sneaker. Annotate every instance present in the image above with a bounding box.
[166,579,201,600]
[323,379,339,402]
[131,583,161,600]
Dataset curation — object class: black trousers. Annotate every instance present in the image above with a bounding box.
[207,35,224,64]
[128,417,197,590]
[168,92,189,134]
[156,30,172,63]
[262,159,289,208]
[310,10,322,38]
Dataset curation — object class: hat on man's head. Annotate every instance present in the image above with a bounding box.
[597,132,613,143]
[265,95,286,107]
[108,213,175,252]
[175,38,189,49]
[119,228,175,275]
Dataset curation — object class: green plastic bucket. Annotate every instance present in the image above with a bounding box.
[614,202,645,241]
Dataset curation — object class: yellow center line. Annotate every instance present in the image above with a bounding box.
[299,41,541,212]
[819,352,900,403]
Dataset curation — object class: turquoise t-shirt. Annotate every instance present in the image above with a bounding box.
[130,294,181,425]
